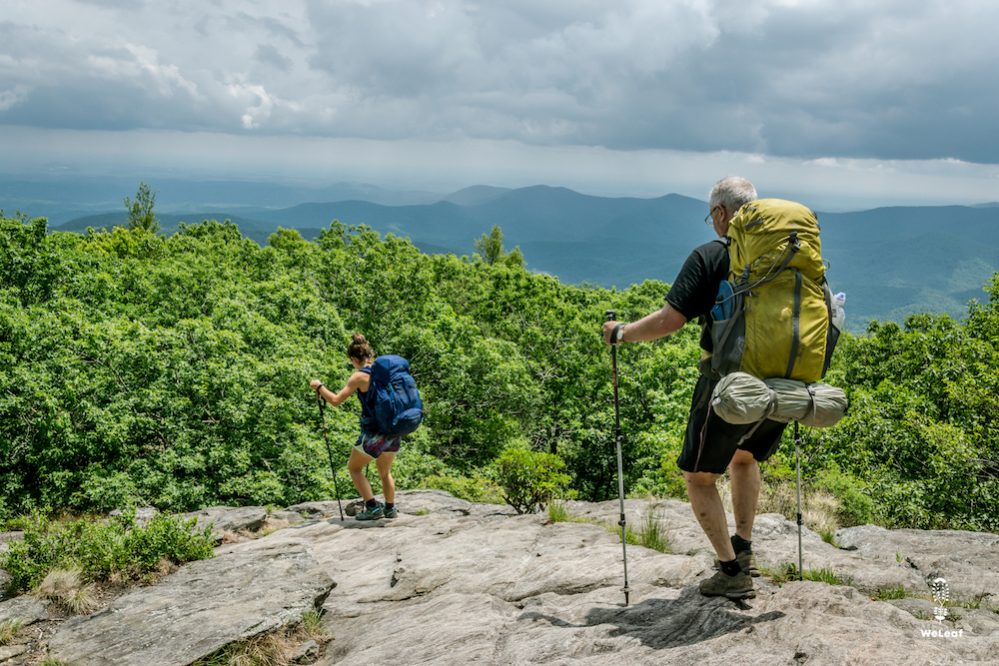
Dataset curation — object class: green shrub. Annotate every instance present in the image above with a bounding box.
[815,463,875,526]
[421,474,504,504]
[389,443,449,490]
[492,444,573,514]
[0,510,214,594]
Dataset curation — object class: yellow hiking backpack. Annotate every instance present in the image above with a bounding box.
[708,198,838,383]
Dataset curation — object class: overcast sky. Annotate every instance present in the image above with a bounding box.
[2,0,998,208]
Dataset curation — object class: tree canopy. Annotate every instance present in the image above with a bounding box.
[0,214,995,530]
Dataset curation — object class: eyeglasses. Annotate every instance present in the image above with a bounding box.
[704,205,721,225]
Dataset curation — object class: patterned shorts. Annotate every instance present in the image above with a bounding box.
[354,431,402,459]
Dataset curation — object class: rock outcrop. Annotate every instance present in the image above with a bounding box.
[46,531,334,665]
[0,490,993,665]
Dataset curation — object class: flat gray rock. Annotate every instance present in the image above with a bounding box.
[569,499,985,599]
[176,505,268,541]
[836,524,999,601]
[0,595,49,626]
[285,500,356,519]
[26,491,997,665]
[46,523,336,666]
[307,493,996,665]
[0,643,28,661]
[266,509,308,525]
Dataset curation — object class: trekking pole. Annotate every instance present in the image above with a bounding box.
[316,393,345,521]
[605,310,631,607]
[794,421,803,581]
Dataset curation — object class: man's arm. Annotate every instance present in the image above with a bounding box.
[603,303,688,344]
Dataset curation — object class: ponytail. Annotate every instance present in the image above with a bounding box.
[347,332,374,362]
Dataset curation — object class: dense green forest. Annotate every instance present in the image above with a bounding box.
[1,214,996,531]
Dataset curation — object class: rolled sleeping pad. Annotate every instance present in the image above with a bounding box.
[710,372,848,428]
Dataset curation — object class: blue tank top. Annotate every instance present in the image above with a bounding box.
[356,366,375,431]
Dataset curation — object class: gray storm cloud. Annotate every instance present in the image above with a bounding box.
[0,0,997,163]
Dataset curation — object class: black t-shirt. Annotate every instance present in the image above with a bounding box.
[665,239,729,352]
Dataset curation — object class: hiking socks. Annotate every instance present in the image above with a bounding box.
[732,534,752,554]
[384,503,394,511]
[719,558,742,576]
[365,498,379,510]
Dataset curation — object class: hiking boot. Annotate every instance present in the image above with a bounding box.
[714,550,760,577]
[355,503,384,521]
[383,505,398,519]
[737,549,760,577]
[699,568,755,599]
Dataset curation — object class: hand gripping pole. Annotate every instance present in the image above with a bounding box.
[606,310,631,606]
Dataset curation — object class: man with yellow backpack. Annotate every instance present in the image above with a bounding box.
[603,176,840,600]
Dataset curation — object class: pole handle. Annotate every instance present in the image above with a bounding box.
[605,309,616,321]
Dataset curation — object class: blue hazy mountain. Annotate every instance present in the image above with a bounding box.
[442,185,512,206]
[24,183,999,330]
[0,176,442,225]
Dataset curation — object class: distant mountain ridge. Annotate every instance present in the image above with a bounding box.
[44,185,999,330]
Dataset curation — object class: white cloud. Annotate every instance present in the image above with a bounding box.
[86,44,199,98]
[0,86,28,112]
[0,0,996,202]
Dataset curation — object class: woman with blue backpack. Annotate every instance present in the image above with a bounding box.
[310,333,422,521]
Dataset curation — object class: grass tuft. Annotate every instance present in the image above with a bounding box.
[818,529,838,546]
[802,567,851,586]
[300,610,329,642]
[609,507,671,554]
[0,618,23,645]
[962,592,989,610]
[635,508,671,553]
[192,610,331,666]
[34,568,100,615]
[873,585,907,601]
[547,501,570,523]
[760,563,852,587]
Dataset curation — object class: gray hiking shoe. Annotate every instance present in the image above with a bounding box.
[355,503,384,521]
[383,505,398,519]
[714,550,760,577]
[699,568,755,599]
[737,549,760,577]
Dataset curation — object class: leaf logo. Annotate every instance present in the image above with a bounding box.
[928,577,949,622]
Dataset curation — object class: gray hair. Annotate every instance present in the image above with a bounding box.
[708,176,757,212]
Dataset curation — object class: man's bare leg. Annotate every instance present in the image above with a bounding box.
[729,449,760,541]
[684,470,736,562]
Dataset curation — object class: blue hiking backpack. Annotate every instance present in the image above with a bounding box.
[367,355,423,436]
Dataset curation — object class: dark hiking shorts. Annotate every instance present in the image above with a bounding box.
[676,374,788,474]
[354,431,402,459]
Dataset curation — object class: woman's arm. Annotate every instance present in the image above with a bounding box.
[310,372,369,406]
